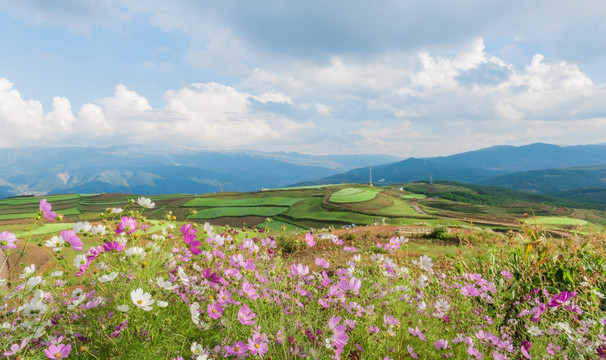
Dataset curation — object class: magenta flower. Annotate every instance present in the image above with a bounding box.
[39,199,57,221]
[116,216,137,235]
[305,232,315,247]
[434,339,449,350]
[202,268,222,283]
[44,344,71,359]
[111,319,128,338]
[207,303,223,320]
[238,305,256,325]
[338,276,362,294]
[548,291,576,308]
[103,241,125,252]
[520,341,531,359]
[61,230,83,251]
[0,231,18,250]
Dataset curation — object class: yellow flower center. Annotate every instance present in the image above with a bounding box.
[234,346,239,351]
[255,343,260,349]
[55,353,62,358]
[137,300,143,305]
[212,309,216,313]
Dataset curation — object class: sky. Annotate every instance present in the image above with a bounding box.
[1,1,606,157]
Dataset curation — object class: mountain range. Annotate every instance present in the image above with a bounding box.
[0,146,399,198]
[2,143,606,203]
[294,143,606,203]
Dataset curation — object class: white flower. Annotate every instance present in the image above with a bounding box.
[125,246,145,257]
[0,278,6,287]
[45,236,64,251]
[26,276,44,289]
[99,272,119,283]
[191,342,207,357]
[190,302,201,325]
[178,267,190,285]
[137,197,155,209]
[157,277,178,290]
[50,271,63,278]
[91,225,107,235]
[130,288,154,311]
[73,254,87,269]
[204,222,215,237]
[151,234,165,241]
[73,221,92,233]
[412,255,434,273]
[117,304,130,312]
[21,299,47,316]
[19,264,35,279]
[107,207,123,214]
[528,325,543,336]
[157,300,168,308]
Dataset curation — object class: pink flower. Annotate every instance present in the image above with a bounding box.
[461,284,481,297]
[116,216,137,235]
[408,326,426,341]
[548,291,576,308]
[500,270,513,279]
[315,257,330,268]
[238,305,256,325]
[332,236,343,245]
[39,199,57,221]
[0,231,18,250]
[242,280,259,299]
[3,338,28,356]
[434,339,449,350]
[329,316,349,356]
[207,303,223,320]
[225,341,248,358]
[61,230,83,251]
[338,276,362,294]
[247,334,268,358]
[290,263,309,276]
[44,344,71,359]
[305,232,315,247]
[407,344,419,359]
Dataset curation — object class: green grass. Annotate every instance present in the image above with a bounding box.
[190,206,289,219]
[401,193,427,200]
[15,223,76,237]
[526,216,589,226]
[329,187,381,203]
[0,194,81,205]
[183,197,303,207]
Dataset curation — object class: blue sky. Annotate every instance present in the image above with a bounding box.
[1,1,606,157]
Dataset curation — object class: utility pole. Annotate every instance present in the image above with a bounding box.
[369,165,373,186]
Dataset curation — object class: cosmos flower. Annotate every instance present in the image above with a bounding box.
[44,344,71,359]
[39,199,57,221]
[238,305,256,325]
[305,232,315,247]
[61,230,83,251]
[130,288,155,311]
[0,231,18,250]
[137,197,155,208]
[116,216,137,235]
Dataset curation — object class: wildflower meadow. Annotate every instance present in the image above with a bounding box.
[1,197,606,359]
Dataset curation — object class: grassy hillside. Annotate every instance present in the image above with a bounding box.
[1,181,603,234]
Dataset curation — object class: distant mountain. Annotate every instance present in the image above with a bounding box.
[294,158,506,186]
[0,146,400,198]
[481,165,606,194]
[294,143,606,203]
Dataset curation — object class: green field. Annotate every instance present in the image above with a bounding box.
[526,216,588,226]
[401,193,427,200]
[329,187,381,203]
[191,206,289,219]
[183,196,302,207]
